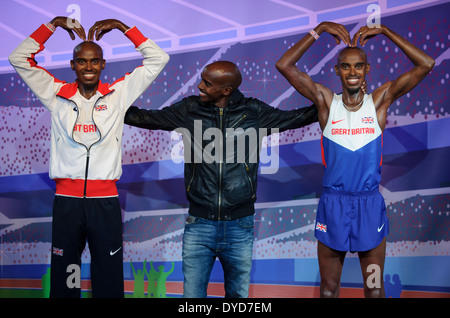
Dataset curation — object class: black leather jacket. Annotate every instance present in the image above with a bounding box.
[125,89,318,220]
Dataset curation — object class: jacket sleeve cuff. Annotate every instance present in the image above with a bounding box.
[124,26,148,48]
[29,24,54,46]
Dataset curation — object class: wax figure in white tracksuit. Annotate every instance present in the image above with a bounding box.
[9,17,169,297]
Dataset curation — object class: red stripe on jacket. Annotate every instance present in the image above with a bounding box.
[54,178,118,198]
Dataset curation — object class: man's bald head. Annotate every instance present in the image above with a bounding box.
[204,61,242,91]
[337,46,367,65]
[73,41,103,60]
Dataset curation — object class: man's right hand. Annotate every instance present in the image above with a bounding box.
[315,21,352,47]
[87,19,130,42]
[50,16,86,41]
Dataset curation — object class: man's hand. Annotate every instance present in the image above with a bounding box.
[361,81,368,94]
[88,19,130,41]
[50,16,86,41]
[352,25,385,47]
[315,22,352,47]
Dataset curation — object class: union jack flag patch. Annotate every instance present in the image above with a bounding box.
[52,247,63,256]
[94,105,108,111]
[361,116,374,124]
[316,222,327,233]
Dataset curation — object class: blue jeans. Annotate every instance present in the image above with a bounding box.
[182,214,254,298]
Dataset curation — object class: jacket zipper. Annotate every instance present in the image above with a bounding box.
[243,162,255,197]
[230,113,247,129]
[67,95,103,198]
[83,96,103,197]
[232,113,254,198]
[186,163,196,192]
[83,150,90,196]
[218,107,224,220]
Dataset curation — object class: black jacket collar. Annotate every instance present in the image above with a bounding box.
[197,89,245,110]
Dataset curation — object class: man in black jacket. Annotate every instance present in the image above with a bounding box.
[125,61,317,298]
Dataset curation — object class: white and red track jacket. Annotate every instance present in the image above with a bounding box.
[9,23,169,198]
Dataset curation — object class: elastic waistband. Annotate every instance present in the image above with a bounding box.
[54,178,118,198]
[322,187,381,196]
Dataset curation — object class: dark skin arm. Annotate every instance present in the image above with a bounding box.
[49,17,131,42]
[50,16,86,41]
[88,19,130,41]
[276,22,435,131]
[352,25,435,129]
[276,22,351,130]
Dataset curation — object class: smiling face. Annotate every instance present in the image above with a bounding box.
[197,67,231,107]
[335,47,370,94]
[70,42,105,92]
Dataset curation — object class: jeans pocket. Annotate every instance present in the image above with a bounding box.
[185,215,198,225]
[236,215,254,229]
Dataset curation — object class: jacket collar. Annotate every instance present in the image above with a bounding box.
[228,89,245,108]
[198,89,245,109]
[56,80,113,99]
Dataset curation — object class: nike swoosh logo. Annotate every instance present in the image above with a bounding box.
[377,224,385,232]
[110,247,122,256]
[331,119,345,125]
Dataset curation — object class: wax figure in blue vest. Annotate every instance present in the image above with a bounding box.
[276,21,434,297]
